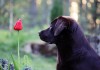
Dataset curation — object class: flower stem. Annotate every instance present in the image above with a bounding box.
[18,31,20,70]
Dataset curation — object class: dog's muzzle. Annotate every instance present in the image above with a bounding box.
[39,31,54,44]
[39,31,45,40]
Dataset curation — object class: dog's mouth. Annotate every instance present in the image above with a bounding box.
[47,40,54,44]
[40,37,54,44]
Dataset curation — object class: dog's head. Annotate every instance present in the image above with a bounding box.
[39,16,78,44]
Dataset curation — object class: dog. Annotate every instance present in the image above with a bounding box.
[39,16,100,70]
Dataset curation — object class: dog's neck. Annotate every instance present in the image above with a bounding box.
[55,27,96,63]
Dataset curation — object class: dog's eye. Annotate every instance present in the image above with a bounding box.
[49,27,52,30]
[49,26,54,33]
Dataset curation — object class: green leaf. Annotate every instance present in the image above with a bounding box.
[11,54,19,70]
[23,55,30,66]
[8,63,10,70]
[22,55,33,68]
[0,65,2,70]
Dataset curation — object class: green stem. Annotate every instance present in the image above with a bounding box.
[18,31,20,70]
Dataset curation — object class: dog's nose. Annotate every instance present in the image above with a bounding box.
[39,32,41,37]
[39,31,46,40]
[39,31,42,35]
[38,31,41,35]
[39,31,44,37]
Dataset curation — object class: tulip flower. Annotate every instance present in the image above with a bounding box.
[13,19,23,70]
[14,19,23,31]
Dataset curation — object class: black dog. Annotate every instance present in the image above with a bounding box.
[39,16,100,70]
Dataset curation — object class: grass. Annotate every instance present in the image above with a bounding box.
[0,25,56,70]
[0,51,56,70]
[0,27,40,50]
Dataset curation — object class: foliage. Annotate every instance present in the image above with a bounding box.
[11,54,19,70]
[10,54,33,70]
[0,53,56,70]
[50,0,63,21]
[78,0,100,34]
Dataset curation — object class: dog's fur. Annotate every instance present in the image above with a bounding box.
[39,16,100,70]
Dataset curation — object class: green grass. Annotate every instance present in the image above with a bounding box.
[0,50,56,70]
[0,27,40,50]
[21,54,56,70]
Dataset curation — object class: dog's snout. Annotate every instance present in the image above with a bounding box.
[39,31,47,40]
[39,31,44,36]
[39,31,41,36]
[39,27,55,44]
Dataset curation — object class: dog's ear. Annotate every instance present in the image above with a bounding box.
[54,19,65,36]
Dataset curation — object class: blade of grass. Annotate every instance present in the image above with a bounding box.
[23,55,29,66]
[11,54,19,70]
[0,65,2,70]
[8,63,10,70]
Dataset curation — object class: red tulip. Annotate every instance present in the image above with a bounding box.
[14,19,23,31]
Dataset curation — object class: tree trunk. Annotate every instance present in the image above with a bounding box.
[63,0,70,16]
[9,0,13,33]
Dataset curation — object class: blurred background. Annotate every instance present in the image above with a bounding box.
[0,0,100,70]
